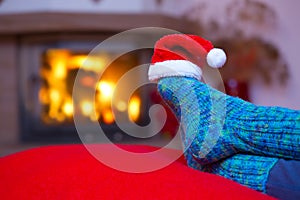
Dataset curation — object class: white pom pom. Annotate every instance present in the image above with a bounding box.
[206,48,227,68]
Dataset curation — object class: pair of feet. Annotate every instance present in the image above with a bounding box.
[156,76,300,192]
[148,33,300,192]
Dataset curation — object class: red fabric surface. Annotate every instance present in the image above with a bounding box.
[0,144,275,200]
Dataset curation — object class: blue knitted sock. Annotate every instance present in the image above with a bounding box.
[157,76,300,165]
[186,150,279,193]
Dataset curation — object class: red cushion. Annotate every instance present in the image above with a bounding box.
[0,144,275,200]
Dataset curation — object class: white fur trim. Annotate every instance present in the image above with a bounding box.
[148,60,202,82]
[207,48,227,68]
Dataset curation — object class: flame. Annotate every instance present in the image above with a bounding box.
[68,55,107,73]
[97,81,115,100]
[80,100,94,117]
[102,109,114,124]
[47,49,69,79]
[128,96,140,122]
[39,48,141,125]
[39,87,49,104]
[68,55,86,69]
[62,99,73,117]
[80,100,98,122]
[48,89,62,119]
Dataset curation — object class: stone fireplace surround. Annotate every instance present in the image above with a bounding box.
[0,12,197,156]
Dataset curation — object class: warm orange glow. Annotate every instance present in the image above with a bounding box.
[102,109,114,124]
[128,96,141,122]
[83,56,107,73]
[39,48,139,125]
[80,101,94,117]
[47,49,69,79]
[68,55,87,69]
[49,89,60,102]
[97,81,115,100]
[39,87,49,104]
[80,76,96,88]
[53,62,67,79]
[80,100,98,122]
[62,100,73,117]
[116,101,127,112]
[68,55,107,73]
[48,89,62,120]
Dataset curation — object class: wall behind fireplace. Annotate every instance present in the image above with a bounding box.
[0,0,156,14]
[0,37,18,145]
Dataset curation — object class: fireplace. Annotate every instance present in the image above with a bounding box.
[0,12,197,147]
[19,34,154,143]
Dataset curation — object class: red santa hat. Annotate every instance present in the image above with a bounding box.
[148,34,227,81]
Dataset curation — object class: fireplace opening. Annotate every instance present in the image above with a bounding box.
[19,36,156,143]
[40,49,142,126]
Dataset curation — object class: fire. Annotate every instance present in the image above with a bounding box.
[80,100,98,121]
[128,96,141,122]
[80,100,93,116]
[97,81,115,100]
[68,55,107,73]
[62,100,73,117]
[102,109,114,124]
[39,49,141,125]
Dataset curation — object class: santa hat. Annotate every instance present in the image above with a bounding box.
[148,34,227,81]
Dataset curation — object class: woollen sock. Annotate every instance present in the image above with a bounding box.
[157,76,300,165]
[186,150,279,193]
